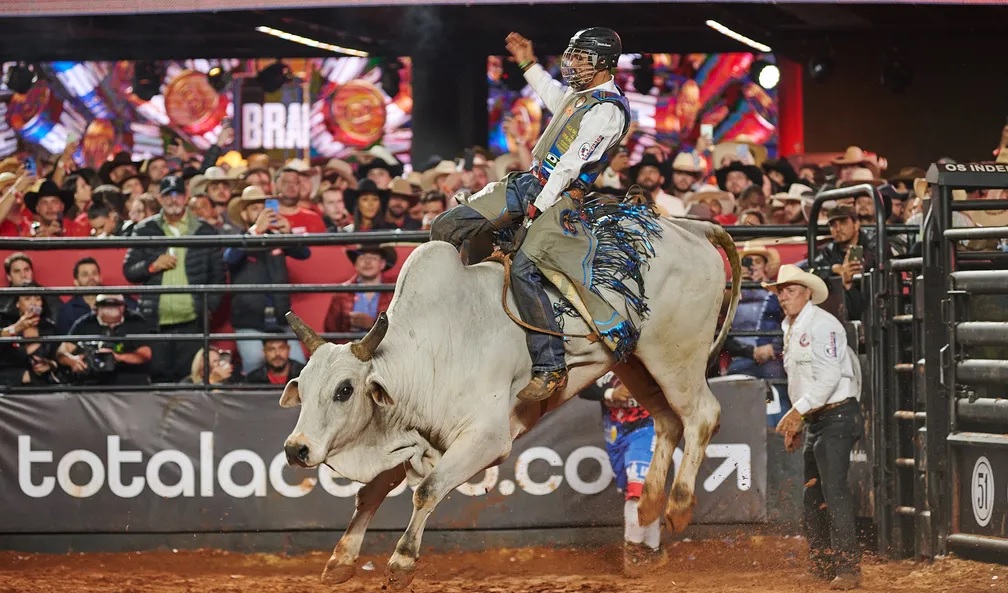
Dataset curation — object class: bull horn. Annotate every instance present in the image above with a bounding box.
[286,311,325,355]
[350,312,389,362]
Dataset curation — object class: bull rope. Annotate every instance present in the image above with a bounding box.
[483,250,601,343]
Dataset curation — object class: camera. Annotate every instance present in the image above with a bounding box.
[77,341,117,375]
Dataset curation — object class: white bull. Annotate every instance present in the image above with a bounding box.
[280,217,741,589]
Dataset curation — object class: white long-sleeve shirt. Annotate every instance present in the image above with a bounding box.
[523,64,627,212]
[781,301,860,416]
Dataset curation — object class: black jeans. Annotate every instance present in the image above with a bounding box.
[151,320,202,383]
[802,399,864,575]
[431,173,565,373]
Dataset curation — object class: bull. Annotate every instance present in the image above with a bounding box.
[280,216,741,589]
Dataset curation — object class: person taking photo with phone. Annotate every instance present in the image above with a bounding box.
[223,186,310,374]
[0,285,60,387]
[806,204,875,321]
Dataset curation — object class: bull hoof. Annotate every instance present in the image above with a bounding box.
[665,495,696,533]
[623,543,669,578]
[321,558,356,584]
[385,554,417,591]
[637,492,663,527]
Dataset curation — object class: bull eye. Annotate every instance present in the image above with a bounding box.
[334,380,354,402]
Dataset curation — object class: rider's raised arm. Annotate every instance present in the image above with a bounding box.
[523,64,569,114]
[532,103,625,212]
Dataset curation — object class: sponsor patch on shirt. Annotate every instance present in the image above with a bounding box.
[578,135,605,160]
[824,332,839,358]
[799,333,810,347]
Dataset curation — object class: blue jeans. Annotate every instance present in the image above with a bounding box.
[234,328,307,375]
[431,173,566,373]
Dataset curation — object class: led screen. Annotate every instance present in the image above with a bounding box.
[0,57,412,165]
[488,53,778,160]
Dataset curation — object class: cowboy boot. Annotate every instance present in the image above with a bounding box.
[516,369,568,402]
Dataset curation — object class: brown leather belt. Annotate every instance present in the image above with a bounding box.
[807,397,857,420]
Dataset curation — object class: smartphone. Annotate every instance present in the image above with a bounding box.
[29,304,42,316]
[264,198,280,214]
[848,245,864,263]
[23,156,37,177]
[700,123,714,140]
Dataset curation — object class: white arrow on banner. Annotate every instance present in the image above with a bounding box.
[702,444,752,492]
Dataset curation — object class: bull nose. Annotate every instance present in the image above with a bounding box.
[285,442,310,466]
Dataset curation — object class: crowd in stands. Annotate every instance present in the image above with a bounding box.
[1,120,1007,393]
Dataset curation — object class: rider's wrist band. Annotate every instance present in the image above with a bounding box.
[519,60,536,72]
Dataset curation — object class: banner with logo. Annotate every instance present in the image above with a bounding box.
[0,377,766,534]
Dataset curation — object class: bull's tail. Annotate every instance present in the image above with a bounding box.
[706,224,741,364]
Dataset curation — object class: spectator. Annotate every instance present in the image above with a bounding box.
[121,193,161,235]
[86,201,125,237]
[684,186,736,225]
[320,158,357,193]
[119,172,149,200]
[56,294,152,386]
[240,167,273,195]
[140,156,170,187]
[626,154,684,217]
[56,257,138,335]
[274,165,326,234]
[385,177,422,230]
[807,205,875,321]
[798,163,824,188]
[419,191,447,230]
[244,337,306,385]
[62,173,94,220]
[715,161,763,202]
[98,152,140,186]
[0,172,29,237]
[1,252,62,318]
[761,158,799,194]
[344,180,395,232]
[0,284,59,387]
[315,187,353,232]
[23,180,89,237]
[223,186,310,374]
[182,347,235,386]
[738,208,767,226]
[357,157,401,190]
[769,184,814,225]
[123,175,226,382]
[324,244,396,336]
[727,243,790,426]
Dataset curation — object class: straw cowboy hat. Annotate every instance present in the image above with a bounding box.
[770,183,814,207]
[420,160,458,189]
[739,240,782,277]
[670,151,705,176]
[387,177,421,205]
[490,152,524,181]
[762,264,829,305]
[685,184,736,214]
[323,158,358,189]
[216,150,247,170]
[832,146,883,176]
[838,167,885,187]
[713,140,768,168]
[227,185,271,229]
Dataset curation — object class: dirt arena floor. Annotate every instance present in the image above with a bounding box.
[1,535,1003,593]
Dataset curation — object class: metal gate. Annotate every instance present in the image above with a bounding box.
[872,162,1008,560]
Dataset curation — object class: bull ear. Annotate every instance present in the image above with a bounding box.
[279,380,301,408]
[369,383,394,406]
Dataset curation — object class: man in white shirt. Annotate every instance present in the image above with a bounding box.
[764,264,863,591]
[432,28,633,402]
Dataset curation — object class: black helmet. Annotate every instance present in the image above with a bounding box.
[567,27,622,71]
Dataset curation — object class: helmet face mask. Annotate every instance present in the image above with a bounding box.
[561,47,600,91]
[561,27,622,91]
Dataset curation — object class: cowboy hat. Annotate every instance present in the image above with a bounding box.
[770,183,814,206]
[670,151,705,175]
[346,243,397,272]
[490,152,523,182]
[420,160,458,189]
[824,204,857,223]
[713,140,768,168]
[344,178,390,215]
[24,179,74,213]
[739,240,782,277]
[226,185,272,229]
[98,152,141,183]
[762,264,829,305]
[350,145,398,167]
[714,161,763,192]
[762,158,799,188]
[888,166,926,186]
[838,167,885,188]
[216,150,247,170]
[685,184,737,214]
[279,158,315,176]
[387,177,420,205]
[626,154,671,183]
[831,146,882,176]
[0,171,18,192]
[323,158,358,189]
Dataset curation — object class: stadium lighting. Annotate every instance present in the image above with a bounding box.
[705,20,772,53]
[255,26,369,57]
[753,61,780,90]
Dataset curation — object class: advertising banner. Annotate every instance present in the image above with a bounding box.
[0,376,766,534]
